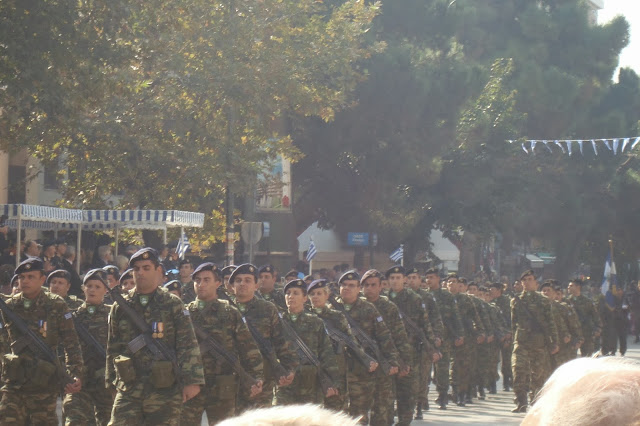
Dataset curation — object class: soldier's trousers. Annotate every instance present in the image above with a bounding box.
[417,350,432,405]
[181,382,237,425]
[434,350,451,394]
[63,386,114,426]
[451,341,472,393]
[347,370,376,424]
[0,390,58,425]
[324,353,348,412]
[395,350,418,426]
[370,371,394,426]
[500,342,513,382]
[580,337,595,357]
[109,385,182,425]
[275,365,322,406]
[488,342,500,385]
[512,343,551,401]
[238,379,274,410]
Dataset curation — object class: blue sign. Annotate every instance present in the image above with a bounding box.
[263,222,270,238]
[348,232,369,246]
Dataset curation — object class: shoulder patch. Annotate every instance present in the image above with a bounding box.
[64,312,73,320]
[182,309,190,316]
[376,316,383,322]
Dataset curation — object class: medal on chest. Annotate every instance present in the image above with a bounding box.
[152,321,164,339]
[38,319,47,338]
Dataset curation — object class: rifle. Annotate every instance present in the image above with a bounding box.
[102,283,181,385]
[395,305,436,354]
[277,312,335,394]
[321,318,376,368]
[328,294,392,374]
[72,314,106,363]
[191,323,258,390]
[218,292,289,380]
[513,297,554,348]
[0,297,75,386]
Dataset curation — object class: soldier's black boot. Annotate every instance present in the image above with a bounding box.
[465,389,473,404]
[424,399,429,411]
[457,392,466,407]
[504,376,511,391]
[438,392,448,410]
[489,381,497,394]
[478,386,486,400]
[512,393,528,413]
[415,403,423,420]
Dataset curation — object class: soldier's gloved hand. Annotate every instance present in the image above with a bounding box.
[435,337,442,347]
[389,366,399,376]
[368,361,379,372]
[398,366,410,377]
[454,337,464,346]
[476,334,486,344]
[278,372,295,387]
[182,384,201,402]
[65,377,82,394]
[550,344,559,355]
[325,387,338,398]
[250,380,263,398]
[432,351,442,363]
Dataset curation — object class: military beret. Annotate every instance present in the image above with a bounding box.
[163,280,182,293]
[338,270,360,284]
[10,274,18,286]
[489,282,504,290]
[284,269,300,279]
[221,265,236,278]
[15,257,44,275]
[360,269,382,284]
[46,269,71,285]
[385,265,405,278]
[459,277,468,285]
[178,258,192,267]
[539,281,552,289]
[129,247,160,267]
[119,268,134,284]
[447,272,459,280]
[466,280,477,288]
[552,284,563,292]
[307,279,328,293]
[284,279,307,295]
[425,267,439,276]
[83,268,107,285]
[478,286,489,292]
[406,267,420,276]
[520,269,535,281]
[192,262,220,280]
[229,263,258,283]
[258,264,275,274]
[569,278,584,287]
[103,265,120,278]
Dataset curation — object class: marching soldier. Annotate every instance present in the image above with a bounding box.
[47,269,83,309]
[479,286,508,394]
[567,278,601,357]
[178,259,196,304]
[220,265,236,298]
[465,281,495,401]
[119,269,135,293]
[540,281,570,370]
[488,282,513,391]
[552,283,583,364]
[106,248,205,424]
[0,257,83,425]
[181,262,263,424]
[63,269,113,425]
[258,265,287,312]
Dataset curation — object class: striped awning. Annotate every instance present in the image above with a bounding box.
[2,204,83,229]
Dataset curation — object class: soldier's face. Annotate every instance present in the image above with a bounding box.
[388,273,405,292]
[121,278,135,292]
[194,270,220,301]
[425,273,440,290]
[19,270,46,299]
[132,260,162,292]
[308,288,328,308]
[568,282,579,296]
[467,285,478,296]
[285,287,307,313]
[106,274,118,289]
[233,274,257,302]
[179,263,194,280]
[489,287,500,299]
[407,274,421,290]
[49,277,70,297]
[541,286,552,298]
[83,279,107,304]
[362,277,382,301]
[259,272,276,292]
[522,275,537,292]
[447,278,459,294]
[339,279,360,304]
[554,289,563,301]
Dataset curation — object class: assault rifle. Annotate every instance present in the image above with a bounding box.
[321,319,377,368]
[72,315,106,363]
[396,305,437,355]
[0,297,75,386]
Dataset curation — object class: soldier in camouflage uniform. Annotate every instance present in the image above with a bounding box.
[309,278,377,411]
[106,248,205,425]
[48,269,83,309]
[552,283,583,364]
[119,269,136,294]
[362,269,409,426]
[424,268,464,409]
[511,270,559,413]
[178,259,197,304]
[488,282,512,391]
[258,265,287,312]
[540,281,570,370]
[479,286,508,394]
[275,279,339,405]
[387,265,440,425]
[0,257,83,425]
[337,270,399,425]
[567,279,601,357]
[446,274,485,407]
[406,267,443,417]
[181,262,263,424]
[465,281,496,401]
[231,264,298,409]
[220,265,236,297]
[63,269,113,425]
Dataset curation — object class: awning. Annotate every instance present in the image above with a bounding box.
[82,209,205,229]
[2,204,83,229]
[525,254,544,269]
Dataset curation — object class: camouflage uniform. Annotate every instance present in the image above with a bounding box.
[484,301,507,391]
[371,296,411,425]
[181,281,197,305]
[339,297,399,425]
[259,290,287,313]
[236,297,299,409]
[511,291,558,405]
[63,302,113,426]
[451,293,484,404]
[389,288,436,425]
[0,291,84,425]
[427,287,463,405]
[549,301,570,369]
[275,311,339,405]
[181,298,263,424]
[555,301,582,364]
[64,295,84,310]
[106,288,205,425]
[416,289,444,410]
[492,294,512,389]
[468,296,493,400]
[568,294,601,357]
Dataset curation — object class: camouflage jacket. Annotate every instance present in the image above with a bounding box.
[236,296,299,376]
[371,295,412,367]
[389,288,436,352]
[492,295,512,328]
[64,295,83,310]
[511,291,558,348]
[181,281,197,305]
[73,302,110,387]
[484,302,508,341]
[568,294,602,337]
[469,296,494,340]
[1,290,84,388]
[417,288,445,340]
[550,300,569,343]
[314,306,367,361]
[259,289,287,313]
[557,300,583,345]
[427,288,464,344]
[106,286,205,388]
[454,293,485,338]
[187,298,263,386]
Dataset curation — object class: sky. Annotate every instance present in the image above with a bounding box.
[599,0,640,79]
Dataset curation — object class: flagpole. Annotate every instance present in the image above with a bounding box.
[401,244,404,267]
[309,236,313,275]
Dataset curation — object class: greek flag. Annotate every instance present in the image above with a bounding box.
[306,240,317,262]
[389,245,403,262]
[601,249,617,309]
[176,231,190,259]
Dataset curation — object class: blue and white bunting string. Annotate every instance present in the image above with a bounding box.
[508,137,640,156]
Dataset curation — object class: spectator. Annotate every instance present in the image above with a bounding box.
[22,239,41,260]
[93,245,114,268]
[61,245,83,298]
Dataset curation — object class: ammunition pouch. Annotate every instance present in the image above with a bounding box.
[213,374,237,400]
[150,360,175,389]
[114,355,136,385]
[298,365,318,391]
[2,353,25,385]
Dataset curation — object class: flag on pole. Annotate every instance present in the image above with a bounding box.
[601,245,617,309]
[176,231,190,259]
[390,245,404,263]
[306,240,317,262]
